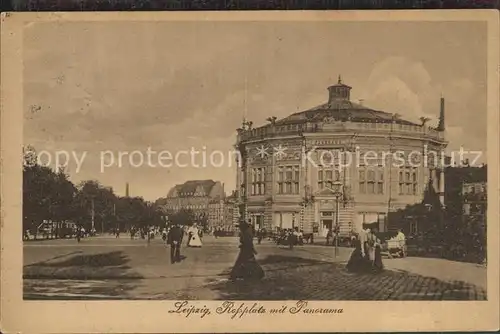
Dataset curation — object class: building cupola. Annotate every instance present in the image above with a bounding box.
[327,75,352,105]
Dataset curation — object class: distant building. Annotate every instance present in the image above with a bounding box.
[463,181,487,219]
[208,198,225,228]
[224,191,239,232]
[207,191,239,232]
[444,165,487,219]
[159,180,225,220]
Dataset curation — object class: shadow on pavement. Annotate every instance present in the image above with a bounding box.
[205,254,487,301]
[23,251,143,280]
[24,251,83,266]
[26,250,129,268]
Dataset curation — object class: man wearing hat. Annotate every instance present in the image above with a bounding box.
[167,223,183,264]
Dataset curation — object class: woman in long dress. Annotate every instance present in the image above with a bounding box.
[230,221,264,281]
[187,225,202,248]
[347,228,384,273]
[371,231,384,272]
[346,229,371,273]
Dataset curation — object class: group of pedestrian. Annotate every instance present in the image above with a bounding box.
[133,218,390,282]
[272,227,304,248]
[346,228,384,273]
[165,223,205,264]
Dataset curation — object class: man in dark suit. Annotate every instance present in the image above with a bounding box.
[167,223,183,264]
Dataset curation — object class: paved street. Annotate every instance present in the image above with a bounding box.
[23,235,487,300]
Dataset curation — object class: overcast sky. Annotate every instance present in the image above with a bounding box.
[23,21,487,201]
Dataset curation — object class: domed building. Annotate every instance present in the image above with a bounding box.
[235,77,447,237]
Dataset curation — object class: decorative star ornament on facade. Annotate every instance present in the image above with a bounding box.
[273,144,287,160]
[255,145,270,159]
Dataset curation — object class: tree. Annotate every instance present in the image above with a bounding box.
[167,209,196,226]
[23,146,81,238]
[75,180,117,232]
[23,163,54,234]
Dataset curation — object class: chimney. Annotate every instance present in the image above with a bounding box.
[437,96,445,131]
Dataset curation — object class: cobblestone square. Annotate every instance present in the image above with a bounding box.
[24,236,487,300]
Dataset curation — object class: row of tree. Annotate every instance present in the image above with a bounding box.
[23,146,212,239]
[23,146,164,238]
[388,165,487,263]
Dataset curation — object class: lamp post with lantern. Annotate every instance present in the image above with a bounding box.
[331,181,344,257]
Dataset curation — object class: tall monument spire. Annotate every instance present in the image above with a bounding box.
[125,182,129,197]
[437,95,445,131]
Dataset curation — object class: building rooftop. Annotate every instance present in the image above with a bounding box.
[273,78,418,126]
[167,180,217,198]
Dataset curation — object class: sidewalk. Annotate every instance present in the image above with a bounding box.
[385,257,487,291]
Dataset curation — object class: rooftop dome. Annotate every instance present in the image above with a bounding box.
[273,77,418,126]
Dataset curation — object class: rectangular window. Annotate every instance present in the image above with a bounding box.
[367,182,375,194]
[318,167,341,191]
[250,167,266,196]
[359,167,384,195]
[399,167,418,196]
[410,221,418,234]
[277,165,300,194]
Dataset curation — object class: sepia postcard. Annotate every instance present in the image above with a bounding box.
[1,10,499,333]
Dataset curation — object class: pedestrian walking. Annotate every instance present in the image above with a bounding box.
[347,228,384,273]
[230,220,264,281]
[162,227,168,242]
[187,225,202,248]
[76,226,83,243]
[257,228,263,245]
[326,228,333,246]
[167,223,183,264]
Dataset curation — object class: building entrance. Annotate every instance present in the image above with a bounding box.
[320,211,335,236]
[321,219,333,235]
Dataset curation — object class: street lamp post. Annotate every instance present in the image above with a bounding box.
[91,197,95,232]
[335,194,340,257]
[332,181,343,258]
